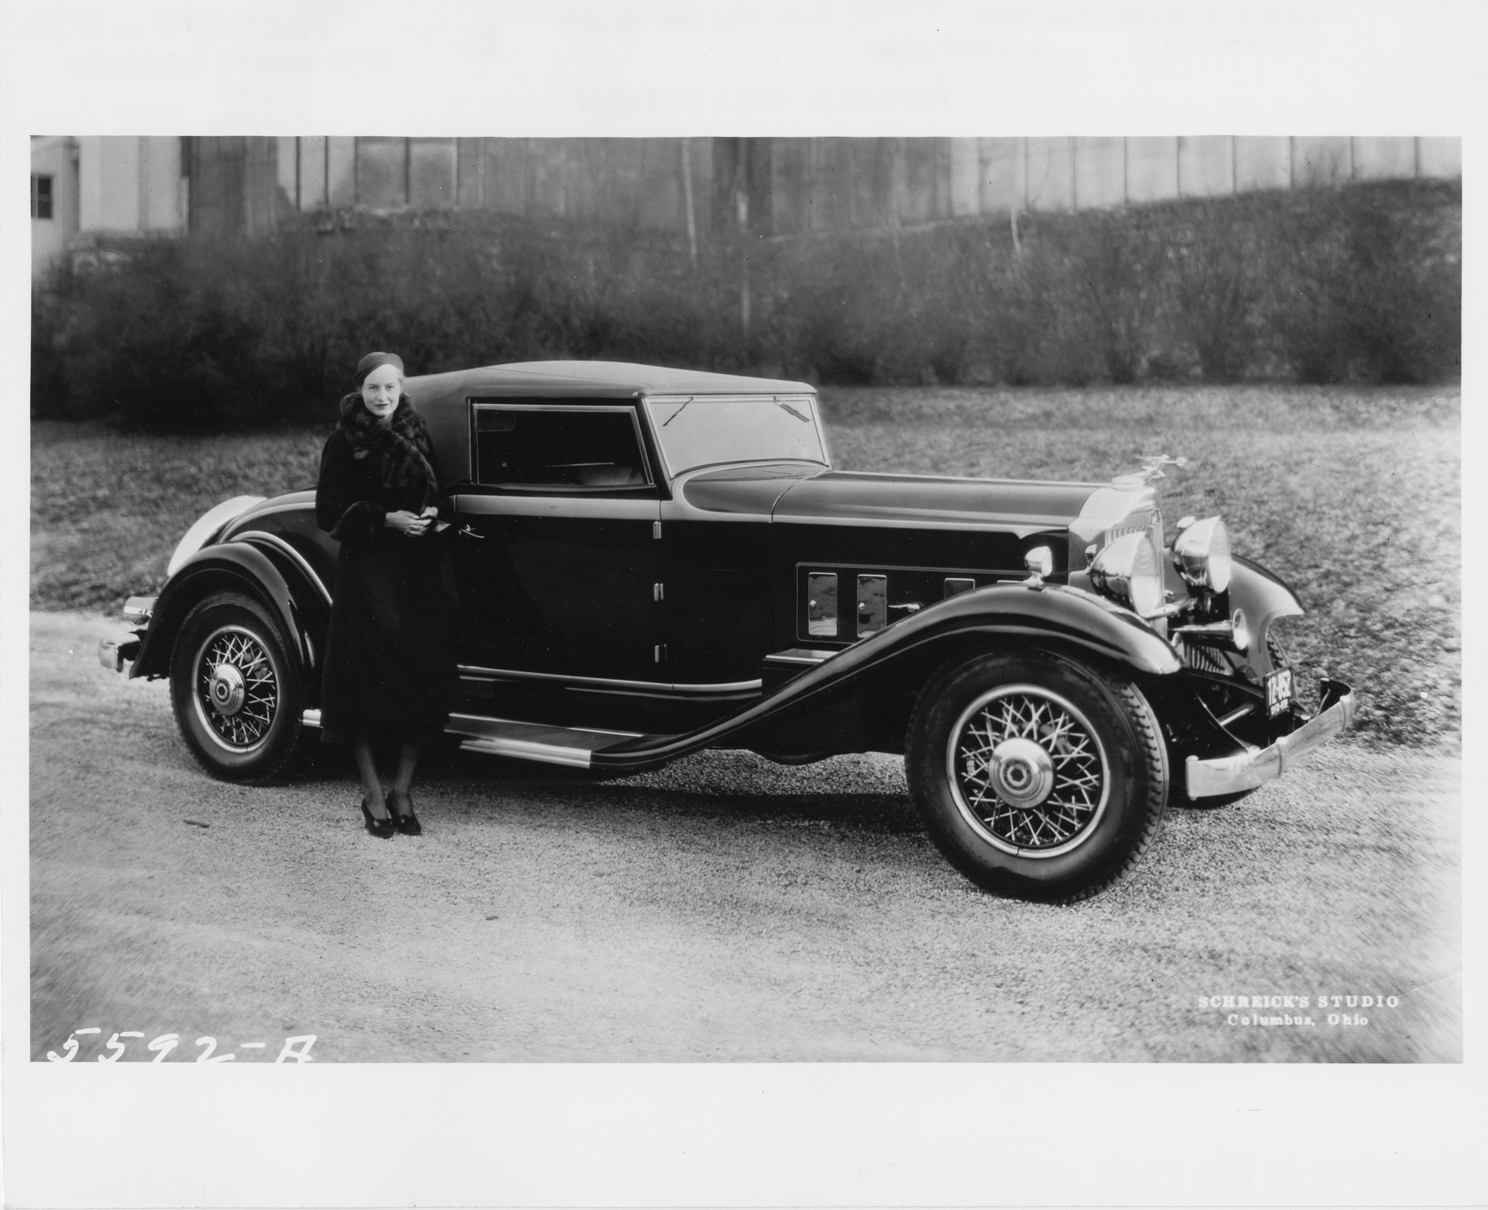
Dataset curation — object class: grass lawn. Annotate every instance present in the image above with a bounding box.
[31,383,1459,747]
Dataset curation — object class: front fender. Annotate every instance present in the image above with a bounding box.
[130,543,310,680]
[1229,554,1305,640]
[595,582,1180,771]
[884,581,1183,676]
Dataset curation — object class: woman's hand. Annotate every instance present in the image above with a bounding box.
[385,509,432,538]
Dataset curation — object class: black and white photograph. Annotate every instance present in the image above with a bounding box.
[5,3,1485,1207]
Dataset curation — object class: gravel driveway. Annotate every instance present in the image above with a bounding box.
[31,610,1460,1062]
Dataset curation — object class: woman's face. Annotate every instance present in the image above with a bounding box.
[359,363,403,421]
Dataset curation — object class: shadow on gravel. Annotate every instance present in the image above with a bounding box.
[402,744,926,835]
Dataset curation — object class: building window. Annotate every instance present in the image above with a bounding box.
[31,174,53,220]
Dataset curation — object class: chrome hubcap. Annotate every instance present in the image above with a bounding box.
[208,664,246,716]
[193,626,278,752]
[946,685,1110,858]
[985,737,1055,808]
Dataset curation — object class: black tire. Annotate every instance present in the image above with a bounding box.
[169,590,309,783]
[905,649,1169,903]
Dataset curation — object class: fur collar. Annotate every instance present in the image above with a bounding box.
[337,393,439,504]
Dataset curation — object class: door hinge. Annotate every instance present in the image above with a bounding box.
[653,644,667,663]
[652,521,662,540]
[653,582,665,601]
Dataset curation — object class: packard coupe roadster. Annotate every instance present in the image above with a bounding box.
[102,361,1355,901]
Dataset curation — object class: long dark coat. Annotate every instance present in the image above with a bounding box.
[314,393,459,745]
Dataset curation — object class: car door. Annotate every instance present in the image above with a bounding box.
[448,401,664,683]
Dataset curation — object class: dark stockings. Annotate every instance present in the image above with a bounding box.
[352,739,422,820]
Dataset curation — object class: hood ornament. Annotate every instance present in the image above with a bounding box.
[1112,455,1187,488]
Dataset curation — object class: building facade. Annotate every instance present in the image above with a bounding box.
[32,135,1463,278]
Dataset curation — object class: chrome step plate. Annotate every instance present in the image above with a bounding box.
[299,709,648,769]
[446,714,642,769]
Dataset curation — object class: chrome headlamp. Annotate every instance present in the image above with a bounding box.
[1171,515,1232,593]
[1089,532,1164,616]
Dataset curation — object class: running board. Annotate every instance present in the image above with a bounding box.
[445,714,647,769]
[300,708,650,769]
[298,638,850,773]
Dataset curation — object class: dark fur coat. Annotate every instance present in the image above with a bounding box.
[318,393,440,542]
[314,392,458,744]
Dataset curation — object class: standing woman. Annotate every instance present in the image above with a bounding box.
[316,352,458,838]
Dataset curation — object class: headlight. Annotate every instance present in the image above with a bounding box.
[1171,515,1232,593]
[1089,532,1164,616]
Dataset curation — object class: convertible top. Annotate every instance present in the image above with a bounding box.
[405,360,816,406]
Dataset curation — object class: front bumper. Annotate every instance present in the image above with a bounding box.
[98,634,141,673]
[1185,679,1357,799]
[98,596,154,673]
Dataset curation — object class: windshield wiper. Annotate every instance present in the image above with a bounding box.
[776,400,811,423]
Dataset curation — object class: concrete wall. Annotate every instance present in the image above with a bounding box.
[953,136,1453,224]
[76,136,184,235]
[252,135,1465,240]
[186,136,280,238]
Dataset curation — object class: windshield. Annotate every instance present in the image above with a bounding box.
[644,394,829,476]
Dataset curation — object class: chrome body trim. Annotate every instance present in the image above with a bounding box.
[764,648,836,665]
[773,512,1064,536]
[451,493,660,522]
[1185,681,1357,799]
[807,571,838,637]
[456,664,763,696]
[446,713,643,769]
[234,531,333,606]
[460,736,594,768]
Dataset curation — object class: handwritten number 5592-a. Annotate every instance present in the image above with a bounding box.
[47,1031,316,1062]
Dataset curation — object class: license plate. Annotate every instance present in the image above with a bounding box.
[1265,668,1294,719]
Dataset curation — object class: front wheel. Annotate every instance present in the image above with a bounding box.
[905,649,1169,902]
[170,591,309,783]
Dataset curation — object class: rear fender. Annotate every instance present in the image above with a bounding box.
[596,582,1180,770]
[130,543,313,681]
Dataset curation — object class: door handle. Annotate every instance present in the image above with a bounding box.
[458,525,485,539]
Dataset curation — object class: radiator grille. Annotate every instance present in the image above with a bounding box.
[1178,639,1230,675]
[1103,508,1164,554]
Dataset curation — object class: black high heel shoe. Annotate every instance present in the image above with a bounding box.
[388,790,422,836]
[361,798,396,840]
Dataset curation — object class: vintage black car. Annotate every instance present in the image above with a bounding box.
[102,361,1355,901]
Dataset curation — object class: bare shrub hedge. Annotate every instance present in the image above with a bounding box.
[32,179,1458,429]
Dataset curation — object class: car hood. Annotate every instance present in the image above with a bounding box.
[772,470,1105,534]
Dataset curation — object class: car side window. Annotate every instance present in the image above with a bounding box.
[473,404,652,491]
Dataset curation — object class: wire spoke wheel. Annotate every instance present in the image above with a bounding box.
[947,684,1111,859]
[191,624,281,753]
[908,651,1167,901]
[171,592,308,783]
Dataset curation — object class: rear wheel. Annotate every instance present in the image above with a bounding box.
[170,591,309,783]
[905,649,1168,902]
